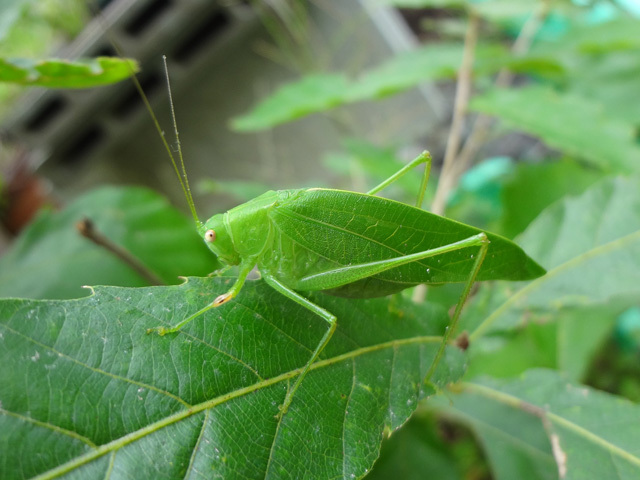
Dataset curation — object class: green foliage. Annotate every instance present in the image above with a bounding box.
[0,57,139,88]
[2,1,640,478]
[0,277,464,479]
[0,0,88,44]
[460,176,640,393]
[498,159,602,238]
[464,176,640,338]
[231,73,350,131]
[0,0,136,116]
[366,411,468,480]
[0,187,219,300]
[437,369,640,479]
[231,43,520,131]
[469,86,640,173]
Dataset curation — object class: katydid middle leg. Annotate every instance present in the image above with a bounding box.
[367,151,432,208]
[261,272,337,417]
[264,232,489,414]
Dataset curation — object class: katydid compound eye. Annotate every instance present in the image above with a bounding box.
[205,229,216,242]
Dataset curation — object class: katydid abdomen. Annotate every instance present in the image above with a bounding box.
[259,188,544,298]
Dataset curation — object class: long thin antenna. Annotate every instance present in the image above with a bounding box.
[111,43,201,227]
[92,4,201,227]
[161,55,200,227]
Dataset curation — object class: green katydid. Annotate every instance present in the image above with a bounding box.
[137,59,545,416]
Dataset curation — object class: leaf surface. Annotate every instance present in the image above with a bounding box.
[452,370,640,479]
[0,57,138,88]
[498,159,602,238]
[0,277,465,479]
[231,74,349,131]
[433,382,557,480]
[231,43,529,131]
[467,176,640,340]
[469,87,640,173]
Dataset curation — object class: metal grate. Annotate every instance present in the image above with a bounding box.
[3,0,253,169]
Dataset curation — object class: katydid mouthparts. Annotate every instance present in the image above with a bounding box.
[137,58,545,416]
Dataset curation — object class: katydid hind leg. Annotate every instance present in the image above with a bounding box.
[294,233,490,384]
[146,261,256,335]
[261,272,337,416]
[297,232,489,292]
[424,234,489,386]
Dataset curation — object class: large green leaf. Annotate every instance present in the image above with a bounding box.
[230,74,349,131]
[469,87,640,173]
[0,57,138,88]
[464,305,621,383]
[565,50,640,126]
[526,18,640,125]
[366,410,463,480]
[467,176,640,339]
[498,159,603,238]
[548,17,640,54]
[0,186,218,300]
[347,43,467,101]
[433,382,557,480]
[446,370,640,479]
[0,276,465,479]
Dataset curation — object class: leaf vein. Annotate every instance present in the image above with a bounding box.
[0,408,97,448]
[33,335,441,480]
[1,322,191,408]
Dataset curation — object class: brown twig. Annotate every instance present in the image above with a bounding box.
[431,12,480,216]
[450,0,552,183]
[76,217,165,286]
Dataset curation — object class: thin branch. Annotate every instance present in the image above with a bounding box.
[412,13,479,304]
[451,0,551,182]
[76,218,165,286]
[431,13,480,216]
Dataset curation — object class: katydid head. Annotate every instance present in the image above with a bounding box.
[199,213,241,266]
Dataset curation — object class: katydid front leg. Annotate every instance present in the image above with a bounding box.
[146,259,256,335]
[208,264,232,277]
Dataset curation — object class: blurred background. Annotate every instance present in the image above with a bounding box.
[1,1,640,477]
[1,0,639,230]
